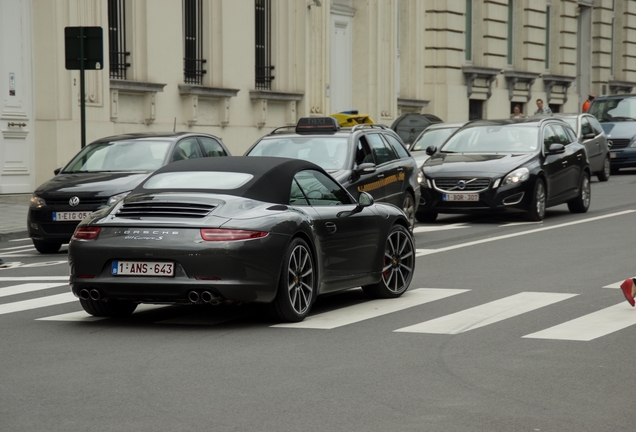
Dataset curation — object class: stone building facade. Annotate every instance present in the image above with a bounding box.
[1,0,635,193]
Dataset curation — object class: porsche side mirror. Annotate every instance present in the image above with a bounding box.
[337,192,374,218]
[547,143,566,154]
[425,146,437,156]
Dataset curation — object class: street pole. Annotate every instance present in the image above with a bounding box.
[79,27,86,148]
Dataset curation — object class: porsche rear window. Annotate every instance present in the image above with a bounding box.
[143,171,253,190]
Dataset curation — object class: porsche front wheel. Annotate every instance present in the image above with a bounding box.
[270,238,316,322]
[363,224,414,298]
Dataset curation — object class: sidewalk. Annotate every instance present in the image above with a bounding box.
[0,194,31,241]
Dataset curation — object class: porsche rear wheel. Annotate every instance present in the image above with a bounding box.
[270,238,316,322]
[363,224,414,299]
[79,298,137,317]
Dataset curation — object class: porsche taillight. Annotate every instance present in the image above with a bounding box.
[72,227,101,240]
[200,228,268,242]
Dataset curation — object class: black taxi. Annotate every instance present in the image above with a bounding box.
[244,116,420,227]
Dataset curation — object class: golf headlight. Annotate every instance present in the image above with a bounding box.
[107,191,131,206]
[502,167,530,186]
[30,195,46,209]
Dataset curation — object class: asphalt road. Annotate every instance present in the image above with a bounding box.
[2,171,636,431]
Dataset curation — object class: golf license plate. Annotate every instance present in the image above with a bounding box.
[53,211,91,221]
[111,261,175,277]
[443,193,479,202]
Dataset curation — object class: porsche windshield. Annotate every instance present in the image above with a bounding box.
[441,126,539,153]
[588,97,636,122]
[62,140,172,173]
[248,136,349,171]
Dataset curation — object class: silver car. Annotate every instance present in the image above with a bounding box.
[552,113,611,181]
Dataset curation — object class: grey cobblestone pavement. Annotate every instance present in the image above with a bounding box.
[0,194,31,240]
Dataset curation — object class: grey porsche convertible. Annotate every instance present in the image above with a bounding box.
[68,156,415,322]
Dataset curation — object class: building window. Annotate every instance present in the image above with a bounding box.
[255,0,274,89]
[545,5,550,69]
[108,0,130,80]
[469,100,483,120]
[183,0,206,85]
[465,0,472,61]
[507,0,513,65]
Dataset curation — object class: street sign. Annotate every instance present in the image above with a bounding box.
[64,27,103,70]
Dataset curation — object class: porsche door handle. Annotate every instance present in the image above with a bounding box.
[325,222,337,234]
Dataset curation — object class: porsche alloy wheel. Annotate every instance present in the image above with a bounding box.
[363,224,414,298]
[270,238,316,322]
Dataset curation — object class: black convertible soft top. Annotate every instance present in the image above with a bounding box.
[132,156,329,205]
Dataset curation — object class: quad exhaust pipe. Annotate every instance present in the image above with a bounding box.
[79,289,90,300]
[188,291,200,303]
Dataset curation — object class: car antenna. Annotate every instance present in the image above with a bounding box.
[173,117,176,133]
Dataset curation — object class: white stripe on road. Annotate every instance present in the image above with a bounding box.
[9,238,31,242]
[272,288,469,329]
[523,303,636,341]
[418,210,635,256]
[394,292,577,334]
[0,244,37,251]
[0,276,68,281]
[413,223,469,233]
[37,304,166,321]
[0,283,67,298]
[0,292,76,316]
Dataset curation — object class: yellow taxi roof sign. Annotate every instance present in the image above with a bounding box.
[330,111,374,127]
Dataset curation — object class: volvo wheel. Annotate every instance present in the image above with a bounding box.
[524,179,546,221]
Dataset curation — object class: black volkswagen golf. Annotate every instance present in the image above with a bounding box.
[416,118,591,222]
[28,132,230,253]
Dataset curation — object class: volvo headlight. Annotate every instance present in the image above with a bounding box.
[418,169,432,188]
[29,195,46,209]
[107,191,131,206]
[502,167,530,186]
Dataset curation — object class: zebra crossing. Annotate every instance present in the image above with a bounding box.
[1,279,635,341]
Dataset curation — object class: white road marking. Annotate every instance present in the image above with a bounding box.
[603,280,634,289]
[0,283,67,298]
[523,303,636,341]
[413,223,469,233]
[418,210,635,255]
[0,276,68,281]
[394,292,577,334]
[0,245,37,251]
[0,292,76,316]
[272,288,469,329]
[37,304,166,321]
[9,238,31,242]
[416,249,438,257]
[498,221,544,227]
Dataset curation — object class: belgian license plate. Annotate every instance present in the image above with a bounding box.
[53,211,91,221]
[111,261,175,277]
[610,152,617,159]
[443,193,479,202]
